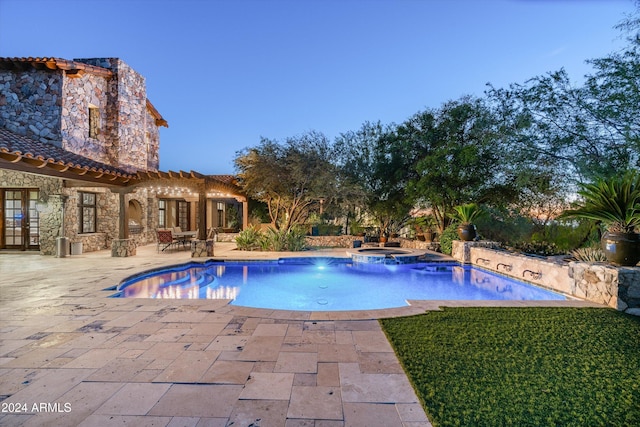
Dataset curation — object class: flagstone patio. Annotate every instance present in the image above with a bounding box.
[0,243,601,426]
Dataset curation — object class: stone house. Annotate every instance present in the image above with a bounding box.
[0,57,247,256]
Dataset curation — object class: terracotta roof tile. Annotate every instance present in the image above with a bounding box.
[0,57,114,78]
[0,127,135,178]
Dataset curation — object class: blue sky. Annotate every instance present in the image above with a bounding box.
[0,0,634,174]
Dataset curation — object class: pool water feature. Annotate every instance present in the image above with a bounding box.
[346,247,427,264]
[112,258,566,311]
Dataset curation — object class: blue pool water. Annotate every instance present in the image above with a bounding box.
[113,258,565,311]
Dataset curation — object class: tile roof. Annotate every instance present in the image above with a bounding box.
[0,128,244,196]
[0,127,137,185]
[0,57,113,78]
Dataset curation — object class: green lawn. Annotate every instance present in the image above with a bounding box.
[380,307,640,427]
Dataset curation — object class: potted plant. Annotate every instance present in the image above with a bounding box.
[560,171,640,266]
[451,203,485,241]
[412,215,437,242]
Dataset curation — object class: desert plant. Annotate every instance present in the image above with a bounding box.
[235,226,262,251]
[571,247,607,262]
[451,203,486,225]
[258,227,307,251]
[560,171,640,233]
[286,226,308,251]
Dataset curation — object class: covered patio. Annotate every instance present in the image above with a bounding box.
[112,170,248,257]
[1,127,247,258]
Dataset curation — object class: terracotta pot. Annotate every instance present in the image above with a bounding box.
[456,224,477,241]
[602,232,640,266]
[379,236,388,243]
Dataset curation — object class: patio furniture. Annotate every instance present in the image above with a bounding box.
[173,230,197,250]
[157,229,178,252]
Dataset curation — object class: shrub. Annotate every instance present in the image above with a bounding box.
[286,226,308,251]
[235,226,262,251]
[475,207,534,244]
[438,223,459,255]
[253,227,308,251]
[317,224,342,236]
[510,241,564,256]
[260,228,285,251]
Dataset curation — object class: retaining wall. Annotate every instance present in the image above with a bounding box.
[452,241,640,315]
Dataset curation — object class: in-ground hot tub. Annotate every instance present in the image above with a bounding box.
[346,247,428,264]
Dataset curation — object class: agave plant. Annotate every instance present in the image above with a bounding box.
[571,247,607,263]
[561,171,640,233]
[451,203,486,225]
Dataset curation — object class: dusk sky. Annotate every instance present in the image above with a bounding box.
[0,0,634,174]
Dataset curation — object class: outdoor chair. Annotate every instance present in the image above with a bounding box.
[157,229,177,252]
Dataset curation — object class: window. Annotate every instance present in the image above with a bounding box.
[79,192,96,233]
[158,200,166,228]
[89,106,100,138]
[177,200,189,231]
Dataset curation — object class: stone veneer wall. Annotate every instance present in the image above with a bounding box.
[0,170,63,255]
[62,187,116,252]
[452,241,640,316]
[75,58,159,172]
[63,187,156,253]
[0,69,64,144]
[0,170,156,255]
[60,71,114,165]
[1,58,160,173]
[303,235,440,251]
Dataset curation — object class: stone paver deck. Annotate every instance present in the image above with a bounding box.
[0,243,602,426]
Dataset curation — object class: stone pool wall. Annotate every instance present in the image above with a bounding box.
[452,241,640,315]
[304,235,440,251]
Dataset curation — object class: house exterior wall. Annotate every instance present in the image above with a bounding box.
[75,58,159,172]
[1,58,164,255]
[0,170,158,254]
[0,68,64,145]
[60,71,114,164]
[1,58,161,172]
[0,169,63,255]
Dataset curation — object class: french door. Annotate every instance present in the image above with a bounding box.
[1,189,40,250]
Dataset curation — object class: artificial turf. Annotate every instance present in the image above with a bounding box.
[380,307,640,427]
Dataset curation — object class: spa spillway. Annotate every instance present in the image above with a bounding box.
[346,247,428,264]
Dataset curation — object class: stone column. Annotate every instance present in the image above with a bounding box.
[111,238,137,257]
[451,241,499,264]
[111,191,135,257]
[191,239,214,257]
[39,194,64,255]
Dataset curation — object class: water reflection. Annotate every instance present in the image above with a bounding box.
[120,266,239,300]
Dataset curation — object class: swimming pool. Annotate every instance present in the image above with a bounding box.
[112,258,566,311]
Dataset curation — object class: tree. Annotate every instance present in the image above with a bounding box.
[486,8,640,182]
[335,121,414,236]
[234,131,339,232]
[404,96,516,233]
